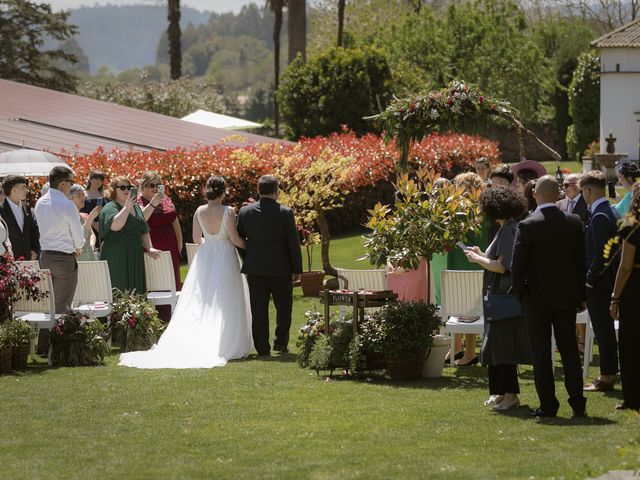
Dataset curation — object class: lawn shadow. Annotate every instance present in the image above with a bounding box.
[240,352,298,363]
[495,406,617,426]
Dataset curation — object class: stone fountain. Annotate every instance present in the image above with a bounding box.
[593,133,627,198]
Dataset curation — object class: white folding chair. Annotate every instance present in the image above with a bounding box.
[335,267,388,291]
[12,268,58,364]
[144,251,180,313]
[440,270,485,365]
[72,261,113,318]
[16,260,39,270]
[186,243,199,268]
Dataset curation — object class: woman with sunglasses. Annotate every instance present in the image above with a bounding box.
[99,176,160,293]
[137,171,183,289]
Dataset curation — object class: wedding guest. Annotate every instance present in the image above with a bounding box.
[0,177,4,204]
[523,180,537,216]
[445,172,489,366]
[137,171,183,289]
[512,159,546,194]
[615,162,640,216]
[511,176,587,418]
[0,216,11,256]
[489,165,514,188]
[99,176,160,293]
[68,184,101,261]
[465,186,532,411]
[557,174,590,224]
[82,170,105,248]
[581,171,621,393]
[35,166,85,313]
[610,183,640,411]
[0,175,40,260]
[475,157,491,183]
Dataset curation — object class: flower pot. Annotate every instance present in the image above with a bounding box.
[422,335,449,378]
[300,271,325,297]
[10,343,30,370]
[0,345,12,374]
[386,349,427,381]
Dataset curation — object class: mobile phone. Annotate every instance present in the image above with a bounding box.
[97,197,107,207]
[130,187,138,197]
[157,184,165,194]
[456,241,469,251]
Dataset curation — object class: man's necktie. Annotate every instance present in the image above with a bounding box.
[568,199,575,214]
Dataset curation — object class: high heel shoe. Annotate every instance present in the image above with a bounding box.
[484,395,504,406]
[454,356,479,367]
[444,350,464,365]
[492,396,520,411]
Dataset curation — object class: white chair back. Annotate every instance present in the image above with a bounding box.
[16,260,39,270]
[13,269,55,317]
[73,261,113,317]
[335,268,387,291]
[440,270,483,320]
[186,243,199,268]
[144,251,176,293]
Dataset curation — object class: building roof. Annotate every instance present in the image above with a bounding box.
[592,17,640,48]
[0,79,289,155]
[181,110,263,130]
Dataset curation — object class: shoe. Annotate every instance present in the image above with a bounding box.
[257,351,271,357]
[583,377,615,392]
[484,395,504,406]
[445,350,464,365]
[616,402,640,411]
[493,397,520,411]
[455,356,479,367]
[273,345,289,353]
[572,410,587,418]
[529,408,557,418]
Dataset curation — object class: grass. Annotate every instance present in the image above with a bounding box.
[3,237,640,479]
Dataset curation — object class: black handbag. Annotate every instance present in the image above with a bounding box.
[483,270,521,322]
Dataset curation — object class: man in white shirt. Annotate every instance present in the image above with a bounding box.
[35,166,85,314]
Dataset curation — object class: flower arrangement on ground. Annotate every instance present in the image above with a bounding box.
[296,310,355,373]
[4,319,36,370]
[49,311,109,367]
[108,289,165,352]
[0,254,49,322]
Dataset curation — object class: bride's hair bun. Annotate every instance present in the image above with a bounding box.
[205,175,226,200]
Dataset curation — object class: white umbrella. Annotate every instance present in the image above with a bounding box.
[0,149,72,177]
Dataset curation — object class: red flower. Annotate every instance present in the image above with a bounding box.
[444,245,452,252]
[478,96,484,104]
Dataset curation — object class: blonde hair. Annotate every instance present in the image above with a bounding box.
[138,170,161,188]
[453,172,484,192]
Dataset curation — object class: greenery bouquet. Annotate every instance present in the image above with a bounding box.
[50,311,109,367]
[108,289,165,352]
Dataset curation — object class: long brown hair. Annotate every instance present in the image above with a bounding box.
[105,176,132,201]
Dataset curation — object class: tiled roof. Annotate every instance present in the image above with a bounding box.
[592,17,640,48]
[0,79,291,154]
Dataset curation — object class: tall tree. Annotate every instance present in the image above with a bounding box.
[269,0,285,135]
[337,0,346,46]
[288,0,306,62]
[0,0,78,92]
[167,0,181,79]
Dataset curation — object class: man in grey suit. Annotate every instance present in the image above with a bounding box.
[556,173,590,224]
[237,175,303,356]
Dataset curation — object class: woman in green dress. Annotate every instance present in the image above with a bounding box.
[99,176,160,293]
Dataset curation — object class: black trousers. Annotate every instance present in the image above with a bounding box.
[586,287,618,375]
[488,364,519,395]
[246,274,293,355]
[523,304,586,414]
[619,292,640,408]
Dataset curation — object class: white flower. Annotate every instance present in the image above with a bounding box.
[429,109,440,120]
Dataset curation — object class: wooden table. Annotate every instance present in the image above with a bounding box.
[319,289,398,335]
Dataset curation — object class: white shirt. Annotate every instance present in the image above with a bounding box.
[35,189,84,254]
[8,199,25,232]
[0,218,10,255]
[534,202,557,214]
[589,196,608,213]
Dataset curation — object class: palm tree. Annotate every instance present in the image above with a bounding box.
[288,0,306,62]
[168,0,181,79]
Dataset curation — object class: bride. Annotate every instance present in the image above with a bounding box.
[119,176,252,369]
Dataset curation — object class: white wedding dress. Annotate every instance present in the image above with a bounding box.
[119,206,252,369]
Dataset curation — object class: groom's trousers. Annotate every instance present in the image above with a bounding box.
[247,275,293,355]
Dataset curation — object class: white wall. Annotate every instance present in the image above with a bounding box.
[599,49,640,160]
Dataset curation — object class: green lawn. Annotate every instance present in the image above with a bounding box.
[2,235,639,479]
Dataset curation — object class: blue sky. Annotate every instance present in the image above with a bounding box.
[47,0,257,13]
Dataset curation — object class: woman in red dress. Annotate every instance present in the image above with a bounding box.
[137,171,183,289]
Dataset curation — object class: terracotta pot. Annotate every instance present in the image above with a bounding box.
[300,271,325,297]
[10,343,30,370]
[386,349,426,381]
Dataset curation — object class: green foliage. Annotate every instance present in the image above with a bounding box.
[49,311,109,367]
[568,50,601,162]
[108,290,165,352]
[0,0,79,92]
[78,78,226,118]
[358,301,442,358]
[3,319,35,346]
[364,168,481,269]
[296,310,354,371]
[277,46,392,139]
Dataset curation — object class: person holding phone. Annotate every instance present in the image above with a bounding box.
[99,176,160,293]
[68,183,101,260]
[137,171,183,289]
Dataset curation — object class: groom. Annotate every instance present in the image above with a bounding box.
[237,174,303,356]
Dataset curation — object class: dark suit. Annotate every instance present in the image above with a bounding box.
[0,199,40,260]
[511,206,587,415]
[237,197,303,354]
[556,195,590,224]
[585,199,620,376]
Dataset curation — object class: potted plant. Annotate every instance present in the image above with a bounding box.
[297,225,324,297]
[358,301,443,381]
[0,253,49,323]
[49,311,109,367]
[0,323,11,374]
[108,289,165,352]
[6,319,35,370]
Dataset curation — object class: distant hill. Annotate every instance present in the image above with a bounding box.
[68,5,212,73]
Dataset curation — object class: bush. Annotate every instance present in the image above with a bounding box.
[567,50,600,162]
[50,311,109,367]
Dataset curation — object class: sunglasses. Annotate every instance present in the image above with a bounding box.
[115,185,133,191]
[562,183,577,188]
[147,183,162,189]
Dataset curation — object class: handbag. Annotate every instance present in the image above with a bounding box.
[483,271,521,322]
